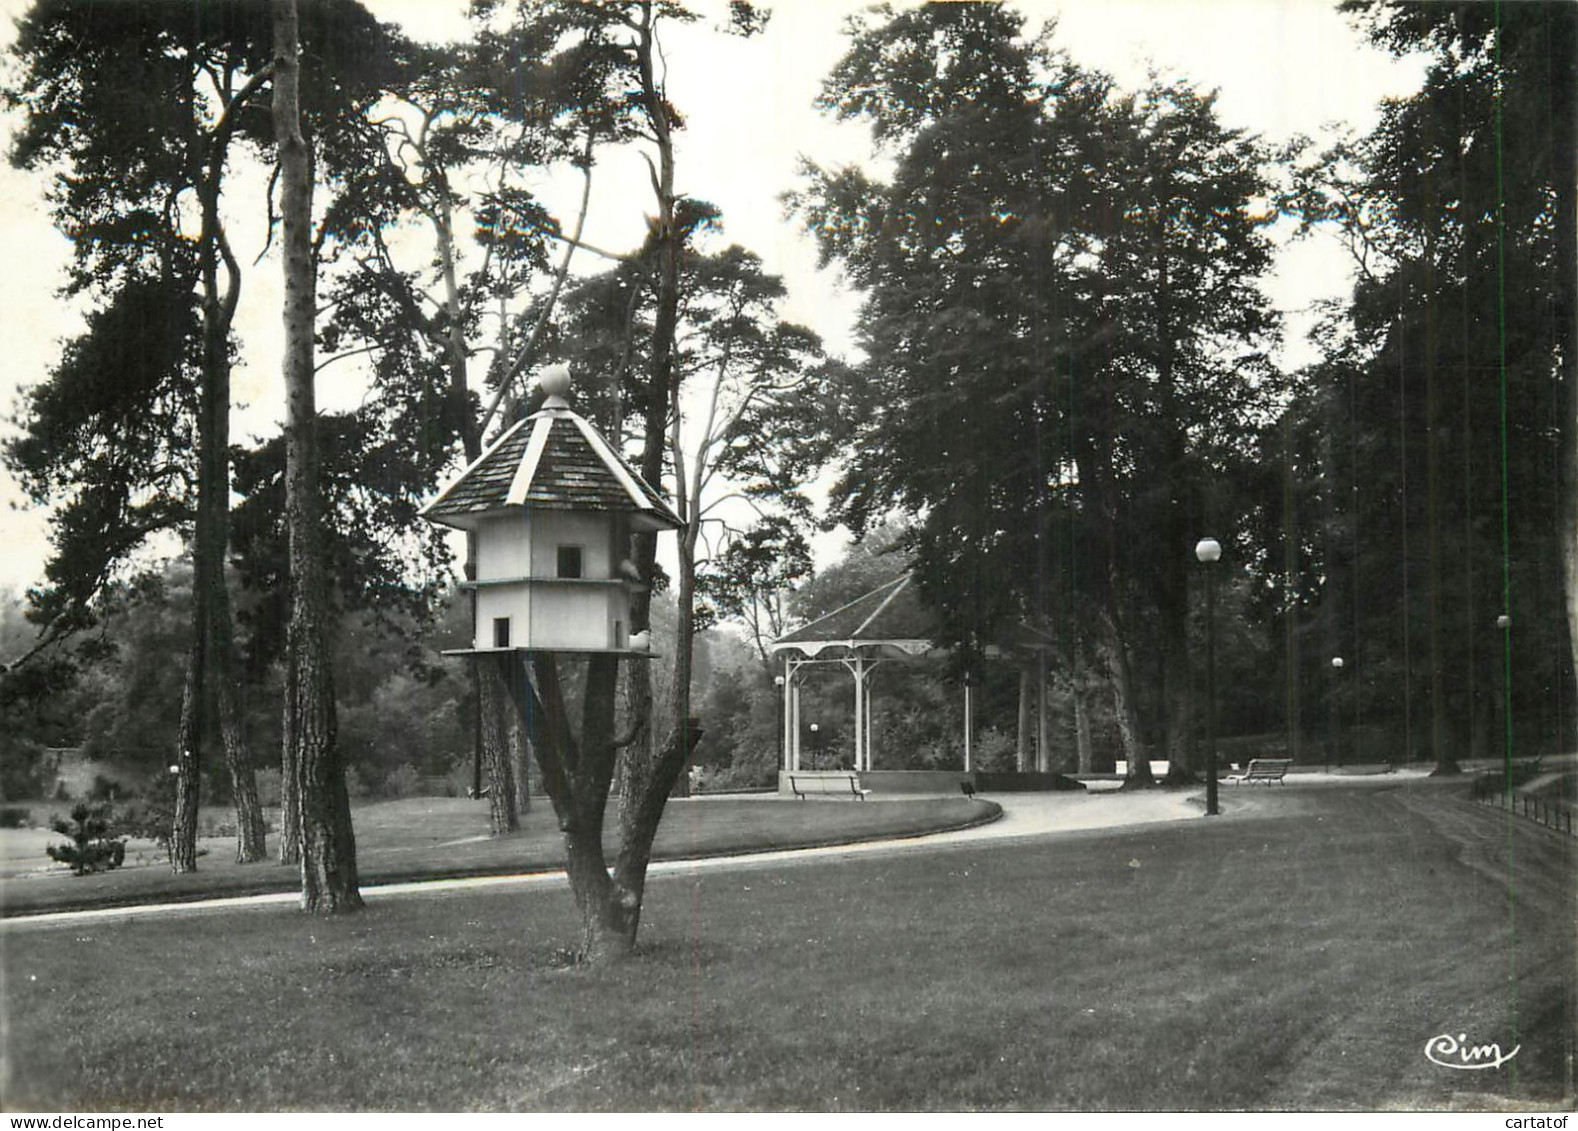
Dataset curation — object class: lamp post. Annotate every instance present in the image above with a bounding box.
[809,722,820,769]
[1195,537,1222,816]
[774,673,786,773]
[963,670,974,773]
[1496,615,1511,782]
[1329,656,1344,771]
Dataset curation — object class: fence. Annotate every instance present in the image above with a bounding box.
[1471,786,1576,837]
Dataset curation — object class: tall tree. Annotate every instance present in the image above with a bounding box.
[793,1,1079,633]
[1289,2,1577,767]
[4,0,280,865]
[1080,78,1280,781]
[315,18,609,831]
[794,3,1279,783]
[273,0,360,913]
[544,246,829,704]
[447,0,772,960]
[680,252,840,665]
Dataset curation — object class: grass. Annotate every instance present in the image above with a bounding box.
[2,778,1571,1111]
[0,795,998,917]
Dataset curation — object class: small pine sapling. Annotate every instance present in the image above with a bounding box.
[46,802,127,875]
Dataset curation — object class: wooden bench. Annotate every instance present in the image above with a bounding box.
[788,773,869,800]
[959,780,977,799]
[1226,758,1293,785]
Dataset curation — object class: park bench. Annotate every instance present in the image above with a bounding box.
[1226,758,1293,785]
[788,773,869,800]
[960,780,977,799]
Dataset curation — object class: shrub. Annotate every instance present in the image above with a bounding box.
[253,766,282,807]
[88,774,123,802]
[973,728,1016,773]
[384,762,422,799]
[0,738,48,801]
[704,763,774,791]
[445,753,476,798]
[112,773,177,861]
[201,816,238,839]
[345,763,376,800]
[0,806,31,828]
[46,802,127,875]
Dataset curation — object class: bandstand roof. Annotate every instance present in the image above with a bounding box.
[771,573,1063,661]
[770,574,938,658]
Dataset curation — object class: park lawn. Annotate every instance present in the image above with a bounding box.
[2,779,1571,1112]
[0,795,998,917]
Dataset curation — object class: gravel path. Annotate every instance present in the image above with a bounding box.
[1,772,1430,930]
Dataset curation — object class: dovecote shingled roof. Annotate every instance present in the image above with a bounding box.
[420,403,683,532]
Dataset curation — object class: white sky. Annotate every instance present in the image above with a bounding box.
[0,0,1426,597]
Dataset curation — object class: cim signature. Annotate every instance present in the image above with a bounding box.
[1424,1032,1522,1071]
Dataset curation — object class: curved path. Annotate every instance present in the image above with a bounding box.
[0,772,1426,931]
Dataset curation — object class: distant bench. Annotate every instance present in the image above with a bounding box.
[788,773,869,800]
[1226,758,1293,785]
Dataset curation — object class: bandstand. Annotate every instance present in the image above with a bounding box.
[769,574,1064,787]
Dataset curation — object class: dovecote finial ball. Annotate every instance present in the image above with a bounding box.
[540,363,572,398]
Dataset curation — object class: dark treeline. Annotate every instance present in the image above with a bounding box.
[791,1,1575,775]
[0,3,1573,942]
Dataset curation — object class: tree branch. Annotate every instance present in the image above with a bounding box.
[254,162,282,266]
[479,127,601,435]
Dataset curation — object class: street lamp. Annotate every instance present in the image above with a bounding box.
[1195,537,1222,817]
[1329,656,1344,772]
[1496,615,1512,780]
[809,722,820,769]
[774,674,786,772]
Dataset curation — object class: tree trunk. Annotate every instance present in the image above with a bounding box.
[1016,667,1032,771]
[1159,612,1194,783]
[168,41,272,872]
[466,546,518,833]
[491,0,697,962]
[508,709,531,816]
[622,0,683,825]
[278,736,301,865]
[199,165,265,865]
[171,632,203,873]
[1073,648,1095,775]
[437,194,518,834]
[1154,244,1196,783]
[504,653,636,961]
[614,526,702,945]
[1281,412,1302,763]
[476,654,519,830]
[609,0,687,905]
[611,718,702,944]
[476,628,517,831]
[1098,607,1150,786]
[172,376,224,872]
[274,0,360,913]
[217,661,267,863]
[1074,399,1150,786]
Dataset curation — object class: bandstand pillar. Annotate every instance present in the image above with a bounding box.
[790,672,802,771]
[781,656,793,772]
